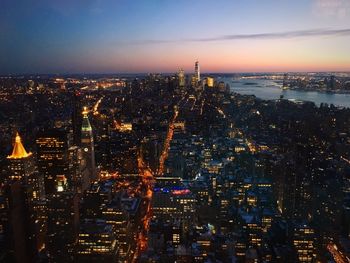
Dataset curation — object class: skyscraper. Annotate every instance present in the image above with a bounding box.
[7,133,35,180]
[76,219,118,262]
[36,130,80,263]
[46,191,79,263]
[178,68,185,87]
[3,133,46,262]
[293,223,316,262]
[206,77,214,88]
[72,90,83,146]
[68,146,90,194]
[195,61,200,83]
[81,107,97,182]
[36,129,69,195]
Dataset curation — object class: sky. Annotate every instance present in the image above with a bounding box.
[0,0,350,74]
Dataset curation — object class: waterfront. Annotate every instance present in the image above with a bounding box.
[221,77,350,108]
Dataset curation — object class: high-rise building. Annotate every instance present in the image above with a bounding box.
[109,129,138,174]
[293,223,316,262]
[102,203,132,261]
[178,68,185,87]
[46,191,79,263]
[68,146,90,194]
[3,133,46,262]
[195,61,200,83]
[81,107,97,182]
[206,77,214,88]
[35,129,84,262]
[7,133,35,181]
[72,90,83,146]
[36,129,69,195]
[76,219,119,262]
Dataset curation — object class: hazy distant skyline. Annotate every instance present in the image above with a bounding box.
[1,0,350,74]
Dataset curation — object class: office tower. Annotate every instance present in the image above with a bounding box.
[190,76,197,87]
[95,117,111,170]
[178,68,185,87]
[72,90,83,146]
[46,191,79,263]
[109,129,138,174]
[36,130,79,262]
[81,107,97,181]
[293,223,316,262]
[144,179,192,235]
[68,146,90,194]
[3,133,45,263]
[76,219,119,262]
[8,133,35,180]
[206,77,214,88]
[35,129,83,262]
[36,129,69,194]
[80,183,107,219]
[195,61,200,83]
[140,136,161,173]
[79,181,134,261]
[102,202,132,261]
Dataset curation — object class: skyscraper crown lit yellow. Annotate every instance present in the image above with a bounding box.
[82,106,89,115]
[7,132,32,159]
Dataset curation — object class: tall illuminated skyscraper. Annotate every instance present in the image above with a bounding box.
[35,131,81,263]
[206,77,214,88]
[68,146,90,193]
[7,133,35,180]
[195,61,200,83]
[81,107,97,182]
[3,133,46,262]
[36,129,80,263]
[36,129,69,194]
[178,68,185,87]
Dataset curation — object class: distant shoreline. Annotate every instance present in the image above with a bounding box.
[289,87,350,95]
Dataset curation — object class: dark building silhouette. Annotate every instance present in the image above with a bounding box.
[3,133,46,263]
[36,129,69,195]
[72,90,83,146]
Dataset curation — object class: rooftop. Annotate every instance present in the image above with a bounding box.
[7,133,32,159]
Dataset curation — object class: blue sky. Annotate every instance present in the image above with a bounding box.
[1,0,349,73]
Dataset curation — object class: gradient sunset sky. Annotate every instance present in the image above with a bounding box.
[1,0,350,74]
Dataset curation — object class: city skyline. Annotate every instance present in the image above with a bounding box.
[1,1,350,262]
[1,64,350,262]
[1,0,350,74]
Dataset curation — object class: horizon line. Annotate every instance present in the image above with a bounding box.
[1,70,350,77]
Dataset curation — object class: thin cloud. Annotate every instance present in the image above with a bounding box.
[126,28,350,45]
[191,28,350,42]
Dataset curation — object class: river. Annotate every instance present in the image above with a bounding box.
[220,77,350,108]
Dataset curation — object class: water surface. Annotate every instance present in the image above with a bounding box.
[221,77,350,108]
